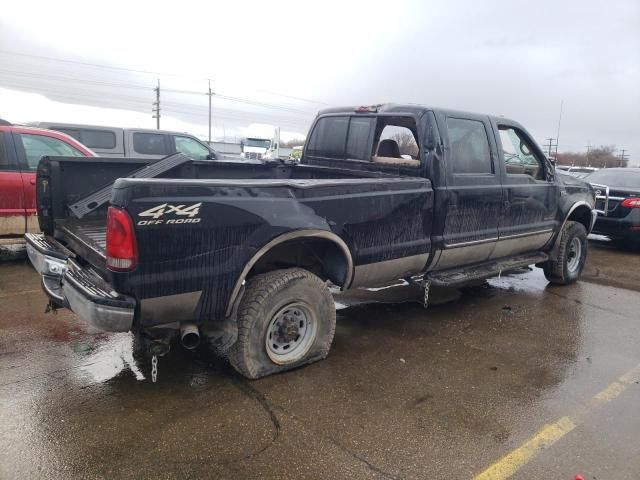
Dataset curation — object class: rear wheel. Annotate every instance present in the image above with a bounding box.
[543,221,588,285]
[228,268,336,379]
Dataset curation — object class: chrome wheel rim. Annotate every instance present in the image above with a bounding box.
[265,302,316,364]
[567,237,582,273]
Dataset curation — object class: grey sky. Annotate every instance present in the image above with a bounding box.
[1,0,638,160]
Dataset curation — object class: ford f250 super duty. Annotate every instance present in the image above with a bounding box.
[25,104,597,379]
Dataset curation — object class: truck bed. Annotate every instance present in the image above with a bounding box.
[56,220,107,266]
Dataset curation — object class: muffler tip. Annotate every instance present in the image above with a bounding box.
[180,323,200,350]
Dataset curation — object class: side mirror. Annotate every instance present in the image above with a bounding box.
[206,152,217,160]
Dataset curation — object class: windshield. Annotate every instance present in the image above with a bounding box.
[585,170,640,188]
[245,138,271,148]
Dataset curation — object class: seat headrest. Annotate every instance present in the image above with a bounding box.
[377,139,401,158]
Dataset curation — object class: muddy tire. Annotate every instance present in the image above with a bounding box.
[228,268,336,379]
[543,221,588,285]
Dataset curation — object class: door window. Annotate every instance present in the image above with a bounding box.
[18,133,84,170]
[499,127,545,180]
[133,133,170,155]
[175,136,210,160]
[446,118,492,174]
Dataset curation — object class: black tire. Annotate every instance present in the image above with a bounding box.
[228,268,336,379]
[543,221,588,285]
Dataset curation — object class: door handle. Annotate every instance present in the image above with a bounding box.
[30,179,36,185]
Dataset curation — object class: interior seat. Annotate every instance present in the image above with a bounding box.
[372,138,420,167]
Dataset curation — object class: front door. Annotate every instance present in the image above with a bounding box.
[435,114,503,269]
[491,121,560,258]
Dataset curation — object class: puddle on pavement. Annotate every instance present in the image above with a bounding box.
[77,333,146,382]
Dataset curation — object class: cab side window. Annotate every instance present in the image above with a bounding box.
[133,133,170,155]
[499,126,545,180]
[446,118,492,174]
[18,133,84,170]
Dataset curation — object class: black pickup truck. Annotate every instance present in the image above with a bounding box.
[25,104,596,379]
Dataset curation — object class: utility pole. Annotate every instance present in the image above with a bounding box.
[152,79,161,130]
[544,138,558,160]
[618,148,629,167]
[584,144,592,167]
[554,100,563,160]
[207,79,214,144]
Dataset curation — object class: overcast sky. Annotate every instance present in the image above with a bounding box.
[1,0,638,161]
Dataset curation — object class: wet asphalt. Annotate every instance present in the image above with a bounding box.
[1,237,639,479]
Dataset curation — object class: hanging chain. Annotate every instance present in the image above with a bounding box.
[151,355,158,383]
[423,279,431,309]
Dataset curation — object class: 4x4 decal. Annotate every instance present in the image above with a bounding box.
[137,202,202,225]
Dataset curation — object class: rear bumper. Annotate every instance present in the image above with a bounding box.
[25,233,135,332]
[591,211,640,239]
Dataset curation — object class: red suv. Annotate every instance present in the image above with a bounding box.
[0,120,95,248]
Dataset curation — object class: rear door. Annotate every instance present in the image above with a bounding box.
[433,114,503,269]
[0,131,26,237]
[491,121,559,258]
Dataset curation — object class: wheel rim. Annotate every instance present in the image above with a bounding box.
[566,237,582,273]
[265,302,316,365]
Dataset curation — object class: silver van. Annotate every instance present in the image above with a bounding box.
[28,122,218,160]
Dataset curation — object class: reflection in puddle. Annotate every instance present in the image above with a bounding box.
[486,267,549,294]
[78,333,145,383]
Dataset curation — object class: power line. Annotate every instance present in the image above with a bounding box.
[0,68,317,116]
[0,49,333,107]
[0,77,309,131]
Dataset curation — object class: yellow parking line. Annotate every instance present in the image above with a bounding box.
[474,362,640,480]
[474,417,575,480]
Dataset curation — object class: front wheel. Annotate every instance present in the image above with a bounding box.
[542,221,588,285]
[228,268,336,379]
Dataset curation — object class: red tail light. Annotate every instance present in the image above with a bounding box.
[621,197,640,208]
[106,207,137,271]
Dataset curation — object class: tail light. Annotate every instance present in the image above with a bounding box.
[621,197,640,208]
[106,206,137,271]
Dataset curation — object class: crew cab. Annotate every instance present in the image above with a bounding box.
[25,104,596,379]
[0,120,94,252]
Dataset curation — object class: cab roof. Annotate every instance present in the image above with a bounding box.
[317,103,517,125]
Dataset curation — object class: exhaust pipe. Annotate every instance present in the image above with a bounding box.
[180,323,200,350]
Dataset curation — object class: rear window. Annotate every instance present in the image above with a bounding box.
[81,130,116,149]
[133,133,170,155]
[447,117,492,174]
[586,170,640,188]
[51,127,116,150]
[345,117,375,160]
[307,116,349,158]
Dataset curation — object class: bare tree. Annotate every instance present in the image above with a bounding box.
[557,145,625,168]
[391,132,419,157]
[281,138,306,148]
